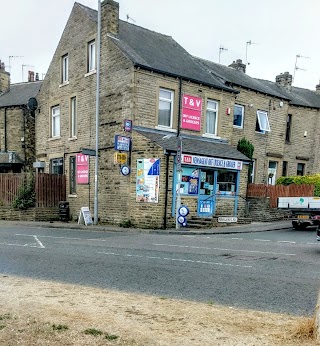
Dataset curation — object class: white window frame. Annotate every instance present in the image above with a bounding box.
[70,97,77,138]
[233,104,244,128]
[256,110,270,132]
[205,99,218,135]
[88,41,96,72]
[158,88,173,128]
[51,106,60,138]
[62,54,69,83]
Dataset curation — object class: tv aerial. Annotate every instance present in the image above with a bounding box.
[293,54,310,82]
[126,14,136,23]
[218,45,228,64]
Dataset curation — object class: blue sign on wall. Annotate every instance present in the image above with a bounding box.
[114,135,131,151]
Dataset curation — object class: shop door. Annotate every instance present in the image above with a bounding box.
[197,170,215,217]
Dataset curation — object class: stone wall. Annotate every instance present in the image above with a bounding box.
[247,197,289,222]
[0,207,59,222]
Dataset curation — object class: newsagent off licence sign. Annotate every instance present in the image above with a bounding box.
[182,154,243,170]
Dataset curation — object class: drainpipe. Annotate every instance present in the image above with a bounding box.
[163,152,170,229]
[4,107,7,152]
[177,78,182,136]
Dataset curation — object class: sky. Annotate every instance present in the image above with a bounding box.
[2,0,319,90]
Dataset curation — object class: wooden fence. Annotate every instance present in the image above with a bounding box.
[0,173,66,208]
[247,183,314,208]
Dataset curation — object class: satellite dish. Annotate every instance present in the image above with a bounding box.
[27,97,38,111]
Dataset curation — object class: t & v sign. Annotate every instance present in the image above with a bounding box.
[182,154,243,170]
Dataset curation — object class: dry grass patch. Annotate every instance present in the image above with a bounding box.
[0,275,319,345]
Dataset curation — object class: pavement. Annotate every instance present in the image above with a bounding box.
[0,219,294,235]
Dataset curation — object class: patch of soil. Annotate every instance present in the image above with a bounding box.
[0,275,318,345]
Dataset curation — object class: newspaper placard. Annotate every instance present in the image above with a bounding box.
[78,207,93,226]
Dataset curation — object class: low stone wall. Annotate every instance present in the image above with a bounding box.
[0,207,60,222]
[247,197,290,222]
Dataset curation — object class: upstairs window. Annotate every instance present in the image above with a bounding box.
[61,54,69,83]
[233,104,244,128]
[51,106,60,137]
[87,40,96,72]
[285,114,292,142]
[70,97,77,138]
[205,100,218,135]
[256,110,270,133]
[158,88,173,128]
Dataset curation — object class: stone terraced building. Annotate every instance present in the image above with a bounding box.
[34,0,320,228]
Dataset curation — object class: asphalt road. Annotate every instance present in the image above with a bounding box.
[0,224,319,316]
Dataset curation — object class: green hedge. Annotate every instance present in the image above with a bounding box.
[276,174,320,197]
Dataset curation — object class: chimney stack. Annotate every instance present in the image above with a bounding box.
[0,60,10,94]
[28,71,35,82]
[35,73,39,81]
[275,72,292,91]
[228,59,246,73]
[315,82,320,95]
[101,0,119,35]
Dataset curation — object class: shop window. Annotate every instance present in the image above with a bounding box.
[50,158,63,175]
[179,167,200,195]
[233,104,244,128]
[199,170,214,195]
[255,110,270,133]
[69,156,76,194]
[217,170,237,195]
[158,88,173,128]
[297,163,305,176]
[205,100,218,135]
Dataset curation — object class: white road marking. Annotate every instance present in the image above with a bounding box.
[153,243,296,256]
[0,242,39,248]
[33,236,45,248]
[277,241,296,244]
[98,252,252,268]
[254,239,271,242]
[231,237,243,240]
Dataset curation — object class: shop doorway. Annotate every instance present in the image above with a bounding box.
[197,170,215,217]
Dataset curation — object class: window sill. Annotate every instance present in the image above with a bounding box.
[233,125,243,129]
[59,81,69,88]
[68,194,77,198]
[48,136,61,141]
[155,126,177,133]
[202,133,221,139]
[68,136,78,141]
[85,70,96,77]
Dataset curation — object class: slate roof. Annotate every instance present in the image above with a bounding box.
[195,57,290,100]
[76,3,234,93]
[0,81,42,108]
[133,126,250,162]
[77,2,320,109]
[257,79,320,109]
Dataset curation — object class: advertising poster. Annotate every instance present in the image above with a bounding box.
[76,153,89,184]
[136,158,160,203]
